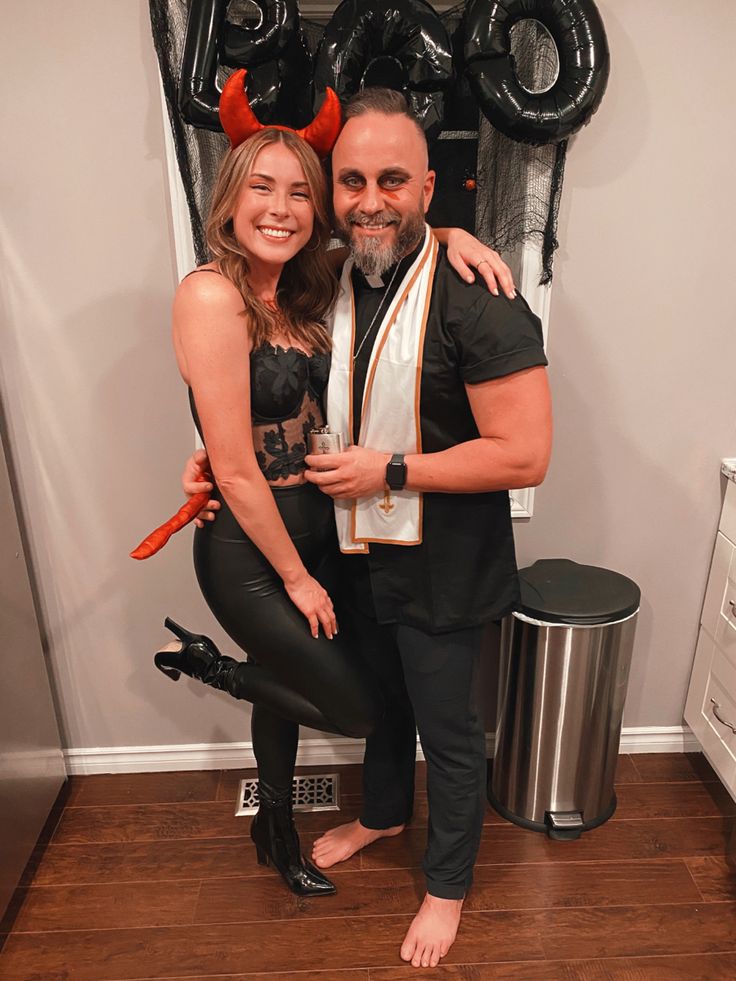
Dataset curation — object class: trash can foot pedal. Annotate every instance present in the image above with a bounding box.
[545,810,584,840]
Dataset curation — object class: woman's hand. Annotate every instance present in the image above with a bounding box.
[182,448,221,528]
[438,228,516,299]
[284,571,338,640]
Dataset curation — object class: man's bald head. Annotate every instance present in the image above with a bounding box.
[341,88,429,167]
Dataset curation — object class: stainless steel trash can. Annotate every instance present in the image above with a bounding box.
[489,559,640,840]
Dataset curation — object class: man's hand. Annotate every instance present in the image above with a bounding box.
[182,448,220,528]
[304,445,390,499]
[443,228,516,299]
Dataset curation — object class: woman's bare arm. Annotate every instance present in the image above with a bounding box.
[432,227,516,298]
[173,273,336,638]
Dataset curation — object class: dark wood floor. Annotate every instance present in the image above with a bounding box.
[1,753,735,980]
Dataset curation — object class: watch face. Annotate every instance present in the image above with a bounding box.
[387,461,407,490]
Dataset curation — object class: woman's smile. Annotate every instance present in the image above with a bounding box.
[257,225,295,240]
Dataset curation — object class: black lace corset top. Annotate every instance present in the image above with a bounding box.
[189,343,331,485]
[250,343,329,422]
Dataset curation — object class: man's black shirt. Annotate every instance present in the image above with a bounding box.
[341,239,548,634]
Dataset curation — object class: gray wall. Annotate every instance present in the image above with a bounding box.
[0,1,248,751]
[515,0,736,726]
[1,1,734,755]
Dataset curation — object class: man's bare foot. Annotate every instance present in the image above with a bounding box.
[400,893,463,968]
[311,819,404,869]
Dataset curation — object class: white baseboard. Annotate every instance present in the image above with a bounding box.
[618,726,700,754]
[64,737,366,776]
[64,725,700,776]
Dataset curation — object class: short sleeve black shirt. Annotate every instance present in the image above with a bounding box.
[341,241,548,634]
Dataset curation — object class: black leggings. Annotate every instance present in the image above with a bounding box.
[193,482,381,792]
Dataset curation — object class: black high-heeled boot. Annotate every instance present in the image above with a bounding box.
[250,787,336,897]
[154,618,240,690]
[154,620,347,734]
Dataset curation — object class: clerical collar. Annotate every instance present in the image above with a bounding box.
[352,232,426,290]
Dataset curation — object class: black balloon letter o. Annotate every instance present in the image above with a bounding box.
[464,0,610,146]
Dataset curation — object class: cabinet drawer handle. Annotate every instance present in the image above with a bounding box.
[710,698,736,734]
[729,600,736,619]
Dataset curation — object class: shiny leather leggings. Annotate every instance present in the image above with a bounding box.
[193,482,381,792]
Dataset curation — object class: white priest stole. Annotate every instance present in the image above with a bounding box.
[326,227,439,553]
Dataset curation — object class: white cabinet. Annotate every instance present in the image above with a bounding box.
[684,466,736,799]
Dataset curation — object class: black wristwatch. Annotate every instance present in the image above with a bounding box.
[386,453,407,491]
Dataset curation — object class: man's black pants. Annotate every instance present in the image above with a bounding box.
[343,594,487,900]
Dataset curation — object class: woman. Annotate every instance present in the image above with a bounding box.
[154,83,514,899]
[154,120,376,897]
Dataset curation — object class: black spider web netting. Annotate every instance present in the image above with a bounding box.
[149,0,566,282]
[474,18,567,284]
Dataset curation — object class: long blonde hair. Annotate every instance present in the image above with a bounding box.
[206,128,336,352]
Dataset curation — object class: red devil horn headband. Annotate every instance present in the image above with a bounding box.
[219,69,342,158]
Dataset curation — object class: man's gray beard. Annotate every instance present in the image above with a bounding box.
[344,210,426,278]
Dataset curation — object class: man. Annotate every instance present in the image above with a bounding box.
[301,88,551,968]
[185,89,551,968]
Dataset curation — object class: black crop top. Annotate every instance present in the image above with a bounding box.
[248,343,330,482]
[188,343,330,484]
[184,268,330,483]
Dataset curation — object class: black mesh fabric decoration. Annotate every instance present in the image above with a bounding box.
[150,0,226,264]
[149,0,567,281]
[473,17,567,284]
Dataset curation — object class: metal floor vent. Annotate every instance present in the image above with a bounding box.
[235,773,341,816]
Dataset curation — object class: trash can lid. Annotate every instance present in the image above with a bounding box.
[517,559,640,626]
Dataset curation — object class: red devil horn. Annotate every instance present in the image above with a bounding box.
[219,69,265,148]
[297,88,342,158]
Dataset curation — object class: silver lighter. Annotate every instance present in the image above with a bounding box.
[308,425,344,456]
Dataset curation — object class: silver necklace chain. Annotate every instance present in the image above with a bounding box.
[352,261,402,363]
